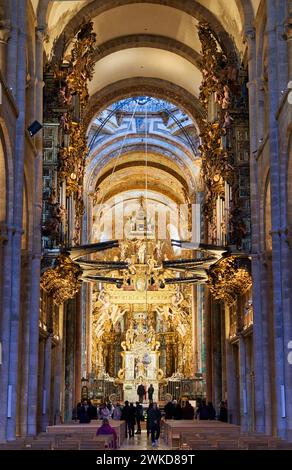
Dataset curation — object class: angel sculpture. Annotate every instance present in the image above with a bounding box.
[222,85,231,109]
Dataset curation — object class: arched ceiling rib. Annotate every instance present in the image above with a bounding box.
[90,165,188,205]
[36,0,256,117]
[87,47,202,99]
[91,4,202,52]
[85,78,204,130]
[94,160,189,192]
[46,1,242,61]
[36,1,257,63]
[86,138,200,191]
[93,34,202,70]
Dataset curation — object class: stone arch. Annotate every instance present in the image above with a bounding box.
[235,0,254,29]
[286,132,292,230]
[37,0,51,25]
[21,174,29,251]
[25,40,35,125]
[255,4,268,140]
[264,172,272,252]
[86,135,199,191]
[93,34,202,69]
[49,0,239,63]
[85,77,204,131]
[0,121,14,225]
[0,135,6,222]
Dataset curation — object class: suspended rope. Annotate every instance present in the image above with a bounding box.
[94,100,139,224]
[145,99,149,315]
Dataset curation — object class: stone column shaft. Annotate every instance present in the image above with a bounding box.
[205,289,212,402]
[41,335,52,431]
[53,339,63,425]
[27,23,46,435]
[5,0,17,95]
[74,291,82,404]
[0,227,12,442]
[18,253,32,436]
[0,21,11,78]
[246,26,266,434]
[284,3,292,79]
[267,0,286,439]
[239,335,248,432]
[6,0,27,439]
[225,340,238,424]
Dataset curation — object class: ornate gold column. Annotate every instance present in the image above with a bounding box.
[192,285,199,372]
[165,334,173,377]
[74,290,82,404]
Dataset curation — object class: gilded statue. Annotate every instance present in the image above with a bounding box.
[135,359,146,379]
[147,324,160,351]
[98,289,111,312]
[121,320,135,351]
[137,241,146,264]
[171,288,184,308]
[96,342,104,368]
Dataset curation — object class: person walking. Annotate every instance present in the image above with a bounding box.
[135,401,143,434]
[128,403,136,437]
[121,401,132,438]
[147,402,161,447]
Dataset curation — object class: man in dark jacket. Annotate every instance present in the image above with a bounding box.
[147,402,161,447]
[137,383,145,403]
[182,401,195,420]
[172,400,182,420]
[79,400,91,423]
[164,400,174,419]
[121,401,133,438]
[148,384,154,403]
[207,401,216,420]
[219,401,228,422]
[198,400,209,420]
[135,401,143,434]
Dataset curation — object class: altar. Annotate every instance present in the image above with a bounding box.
[122,351,160,381]
[89,235,197,400]
[117,312,163,402]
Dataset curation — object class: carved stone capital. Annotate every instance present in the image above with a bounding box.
[244,26,256,43]
[36,25,49,44]
[255,76,268,92]
[0,222,8,243]
[284,14,292,41]
[0,20,11,44]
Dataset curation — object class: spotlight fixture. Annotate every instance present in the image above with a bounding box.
[27,120,43,137]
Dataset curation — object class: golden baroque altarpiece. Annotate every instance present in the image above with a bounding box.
[40,21,253,398]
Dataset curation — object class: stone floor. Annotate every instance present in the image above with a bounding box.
[120,429,169,450]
